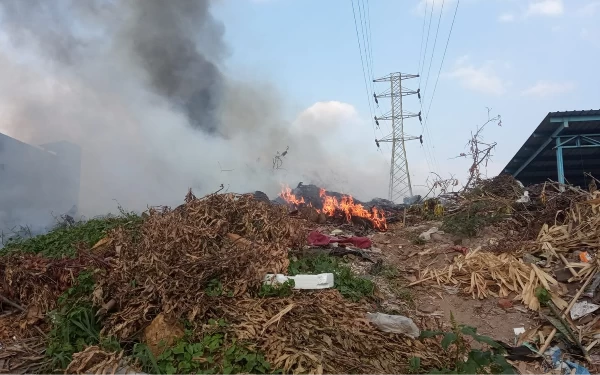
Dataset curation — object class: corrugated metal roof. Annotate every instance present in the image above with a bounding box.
[503,110,600,187]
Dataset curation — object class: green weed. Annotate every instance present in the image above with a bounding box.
[420,316,514,374]
[441,202,507,238]
[133,333,273,374]
[258,279,295,298]
[288,254,374,302]
[1,210,143,258]
[44,271,102,371]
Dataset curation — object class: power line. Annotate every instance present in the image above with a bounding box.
[423,0,460,129]
[421,0,460,175]
[357,0,392,154]
[350,0,378,142]
[365,0,375,79]
[415,1,440,175]
[419,0,436,88]
[420,0,446,175]
[417,1,429,74]
[422,0,445,98]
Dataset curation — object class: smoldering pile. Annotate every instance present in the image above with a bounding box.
[264,183,404,232]
[0,190,450,374]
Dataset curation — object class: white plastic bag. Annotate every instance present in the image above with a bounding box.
[366,312,420,338]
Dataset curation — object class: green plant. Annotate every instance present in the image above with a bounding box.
[45,271,102,371]
[288,255,374,302]
[205,279,224,297]
[420,317,514,374]
[258,279,295,297]
[133,335,273,374]
[441,203,507,238]
[1,211,143,258]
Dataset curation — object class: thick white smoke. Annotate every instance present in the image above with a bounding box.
[0,0,390,223]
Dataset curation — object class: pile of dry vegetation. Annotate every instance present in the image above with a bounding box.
[1,190,451,374]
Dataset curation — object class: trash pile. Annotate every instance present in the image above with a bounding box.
[0,190,451,374]
[413,175,600,372]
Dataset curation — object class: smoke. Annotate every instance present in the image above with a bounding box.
[0,0,389,225]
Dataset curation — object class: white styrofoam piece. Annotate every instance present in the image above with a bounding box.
[570,300,600,320]
[263,273,334,289]
[513,327,526,336]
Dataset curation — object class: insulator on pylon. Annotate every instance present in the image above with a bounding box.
[419,135,423,144]
[375,139,380,148]
[417,88,421,100]
[418,112,422,122]
[374,116,380,127]
[373,93,378,105]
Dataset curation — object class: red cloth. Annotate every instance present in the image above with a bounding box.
[307,231,372,249]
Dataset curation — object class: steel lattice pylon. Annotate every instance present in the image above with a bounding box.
[373,72,421,203]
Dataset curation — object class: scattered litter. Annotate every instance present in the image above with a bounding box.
[570,301,600,320]
[580,251,593,263]
[418,227,439,241]
[449,245,468,255]
[513,327,526,336]
[545,346,591,375]
[330,229,344,236]
[583,273,600,298]
[263,273,335,289]
[516,191,530,203]
[366,312,420,339]
[307,230,372,249]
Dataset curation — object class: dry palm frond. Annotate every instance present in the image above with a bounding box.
[417,248,567,311]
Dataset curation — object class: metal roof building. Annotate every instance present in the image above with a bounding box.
[502,110,600,187]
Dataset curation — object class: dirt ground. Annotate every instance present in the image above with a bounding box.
[363,221,538,344]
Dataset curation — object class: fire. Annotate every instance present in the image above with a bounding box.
[278,185,387,231]
[319,189,387,231]
[280,185,305,205]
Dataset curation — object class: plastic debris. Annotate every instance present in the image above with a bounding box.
[583,273,600,298]
[570,300,600,320]
[545,346,591,375]
[419,227,439,241]
[264,273,335,289]
[516,191,530,203]
[513,327,525,336]
[366,312,420,339]
[579,251,592,263]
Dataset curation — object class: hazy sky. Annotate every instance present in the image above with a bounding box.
[0,0,598,214]
[214,0,600,192]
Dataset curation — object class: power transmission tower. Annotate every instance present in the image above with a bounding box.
[373,72,422,203]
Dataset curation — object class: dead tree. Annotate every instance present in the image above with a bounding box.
[456,109,502,190]
[273,146,289,170]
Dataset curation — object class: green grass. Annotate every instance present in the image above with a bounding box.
[288,254,375,302]
[133,320,274,375]
[1,210,143,258]
[441,202,507,238]
[45,271,101,371]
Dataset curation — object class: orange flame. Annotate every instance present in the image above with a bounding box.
[319,188,387,231]
[280,185,305,206]
[279,185,387,231]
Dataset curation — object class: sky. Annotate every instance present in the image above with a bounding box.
[0,0,599,219]
[213,0,600,194]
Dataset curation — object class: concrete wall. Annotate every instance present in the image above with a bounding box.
[0,133,81,233]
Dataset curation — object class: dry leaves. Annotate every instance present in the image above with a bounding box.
[416,248,567,311]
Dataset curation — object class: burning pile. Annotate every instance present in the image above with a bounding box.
[0,189,448,374]
[280,185,388,231]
